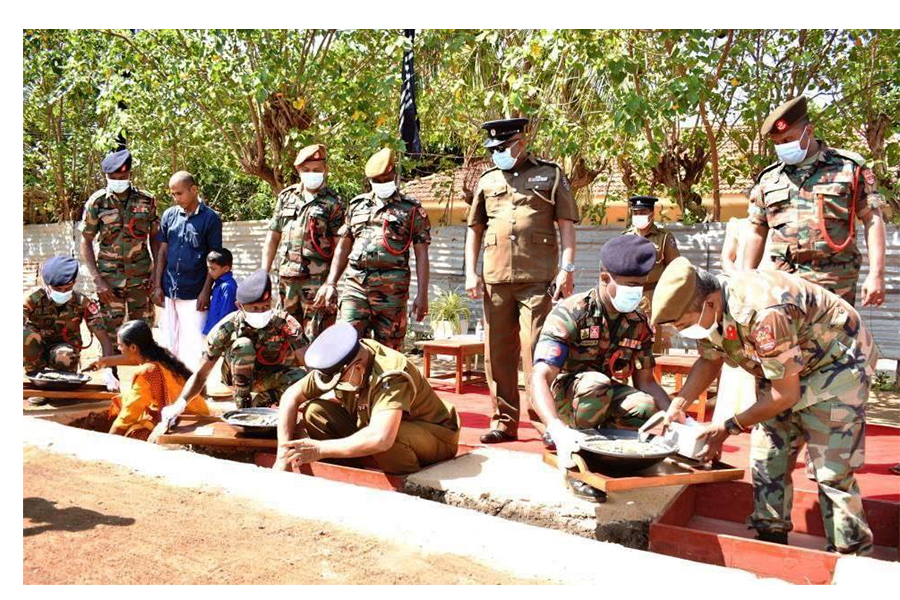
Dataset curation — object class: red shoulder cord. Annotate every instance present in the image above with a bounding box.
[381,209,415,256]
[62,326,94,351]
[817,165,859,252]
[606,319,652,382]
[308,216,334,259]
[256,340,291,366]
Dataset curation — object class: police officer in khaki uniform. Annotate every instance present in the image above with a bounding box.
[274,322,460,474]
[465,118,580,443]
[621,195,680,353]
[742,96,887,307]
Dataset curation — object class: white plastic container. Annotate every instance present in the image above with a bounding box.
[665,419,706,459]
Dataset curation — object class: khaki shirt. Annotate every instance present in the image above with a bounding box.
[621,222,680,287]
[468,156,579,284]
[297,339,459,430]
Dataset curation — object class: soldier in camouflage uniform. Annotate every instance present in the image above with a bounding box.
[24,256,112,375]
[314,148,431,350]
[532,237,672,502]
[263,144,345,343]
[743,96,887,307]
[652,257,876,555]
[165,270,308,411]
[79,150,160,348]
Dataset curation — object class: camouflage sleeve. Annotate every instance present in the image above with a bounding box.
[23,292,37,326]
[467,182,488,228]
[411,205,431,245]
[697,338,725,361]
[328,198,346,236]
[78,197,101,236]
[749,307,803,380]
[337,203,355,238]
[147,195,160,228]
[746,183,768,228]
[856,166,886,218]
[533,304,576,367]
[635,322,655,371]
[203,318,234,361]
[267,193,286,233]
[552,170,580,223]
[370,374,414,416]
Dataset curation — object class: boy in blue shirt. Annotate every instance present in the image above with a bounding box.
[203,248,237,335]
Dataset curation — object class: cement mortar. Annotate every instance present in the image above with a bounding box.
[404,447,682,549]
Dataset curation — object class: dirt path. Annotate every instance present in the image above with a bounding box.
[23,447,546,584]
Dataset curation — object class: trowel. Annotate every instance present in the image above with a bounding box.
[638,410,667,443]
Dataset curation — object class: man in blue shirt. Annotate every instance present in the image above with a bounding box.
[153,171,223,369]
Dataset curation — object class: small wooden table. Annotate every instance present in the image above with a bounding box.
[653,354,714,422]
[415,337,486,394]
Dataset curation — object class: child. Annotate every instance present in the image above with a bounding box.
[203,248,237,335]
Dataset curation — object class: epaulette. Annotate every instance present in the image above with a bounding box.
[400,193,421,206]
[279,183,303,197]
[86,188,108,204]
[132,187,156,201]
[532,157,561,169]
[479,165,500,178]
[828,148,866,167]
[755,161,783,184]
[349,192,373,204]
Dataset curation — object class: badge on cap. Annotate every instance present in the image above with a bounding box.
[490,129,496,136]
[775,119,788,132]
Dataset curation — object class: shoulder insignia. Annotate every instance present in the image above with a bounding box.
[828,148,866,167]
[755,161,783,184]
[85,299,100,316]
[754,324,776,352]
[281,315,301,337]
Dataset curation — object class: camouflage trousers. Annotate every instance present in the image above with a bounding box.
[99,283,155,336]
[220,337,307,408]
[773,256,859,306]
[303,399,459,474]
[23,326,79,373]
[278,275,336,345]
[748,378,873,555]
[339,269,409,351]
[552,371,656,430]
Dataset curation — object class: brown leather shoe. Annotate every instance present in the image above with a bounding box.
[480,429,516,444]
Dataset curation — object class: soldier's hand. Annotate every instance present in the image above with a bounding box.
[465,274,483,299]
[313,283,337,309]
[553,270,574,300]
[151,286,165,308]
[661,401,687,432]
[696,422,728,464]
[412,294,428,322]
[94,277,116,304]
[196,289,211,312]
[861,273,885,307]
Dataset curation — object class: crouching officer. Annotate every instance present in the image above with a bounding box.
[274,322,460,475]
[163,270,308,417]
[652,257,876,555]
[531,236,672,502]
[24,256,113,378]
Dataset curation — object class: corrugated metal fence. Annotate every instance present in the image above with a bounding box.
[23,221,899,359]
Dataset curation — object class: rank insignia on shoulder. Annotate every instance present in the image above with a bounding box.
[726,325,738,341]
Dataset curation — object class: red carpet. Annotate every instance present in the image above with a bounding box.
[433,381,900,502]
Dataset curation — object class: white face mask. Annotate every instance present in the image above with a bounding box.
[610,284,644,313]
[632,214,651,230]
[370,180,397,199]
[106,177,131,194]
[774,126,811,165]
[678,302,718,340]
[243,309,273,329]
[301,172,325,191]
[48,288,73,305]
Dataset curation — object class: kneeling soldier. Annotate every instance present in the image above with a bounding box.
[24,256,113,379]
[163,269,308,416]
[652,257,876,555]
[274,322,460,475]
[532,236,672,502]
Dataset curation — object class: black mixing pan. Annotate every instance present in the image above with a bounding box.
[223,408,279,438]
[576,428,677,474]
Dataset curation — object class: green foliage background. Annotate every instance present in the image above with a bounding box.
[23,29,899,225]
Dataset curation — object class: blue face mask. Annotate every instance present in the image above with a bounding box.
[610,284,644,313]
[491,143,518,171]
[774,125,811,165]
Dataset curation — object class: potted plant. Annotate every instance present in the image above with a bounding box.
[429,288,472,340]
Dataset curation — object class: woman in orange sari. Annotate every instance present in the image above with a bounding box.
[86,320,209,439]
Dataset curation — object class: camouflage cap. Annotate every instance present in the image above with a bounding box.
[365,148,395,178]
[761,96,808,136]
[651,257,697,326]
[294,143,326,166]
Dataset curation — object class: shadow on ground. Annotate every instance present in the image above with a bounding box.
[23,497,135,537]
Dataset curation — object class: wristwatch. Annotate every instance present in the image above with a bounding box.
[561,262,576,273]
[724,417,743,436]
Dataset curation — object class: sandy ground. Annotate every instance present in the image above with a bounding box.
[23,446,545,585]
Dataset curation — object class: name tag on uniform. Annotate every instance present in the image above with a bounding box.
[527,175,550,183]
[131,204,150,214]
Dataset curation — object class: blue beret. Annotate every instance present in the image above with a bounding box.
[628,195,658,210]
[305,322,360,374]
[601,235,657,277]
[236,269,272,304]
[100,149,132,174]
[481,118,529,149]
[42,255,79,287]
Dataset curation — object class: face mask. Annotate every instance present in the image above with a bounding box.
[243,309,273,329]
[678,302,718,340]
[106,177,131,194]
[774,126,811,165]
[610,284,644,313]
[301,172,325,191]
[371,180,397,199]
[491,143,517,171]
[48,289,73,305]
[335,360,366,391]
[632,215,651,229]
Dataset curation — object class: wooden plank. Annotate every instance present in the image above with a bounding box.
[543,451,744,492]
[23,388,116,400]
[156,416,277,449]
[254,452,406,491]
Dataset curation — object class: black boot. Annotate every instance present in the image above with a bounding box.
[566,474,607,503]
[755,529,789,545]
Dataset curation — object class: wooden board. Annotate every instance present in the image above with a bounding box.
[23,381,116,401]
[156,415,277,449]
[542,451,744,492]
